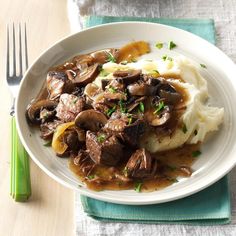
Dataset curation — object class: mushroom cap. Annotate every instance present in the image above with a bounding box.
[26,99,58,124]
[73,63,100,86]
[75,109,108,132]
[113,69,141,84]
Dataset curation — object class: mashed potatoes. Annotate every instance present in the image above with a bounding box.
[94,56,224,153]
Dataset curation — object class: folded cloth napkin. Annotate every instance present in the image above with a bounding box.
[79,16,231,225]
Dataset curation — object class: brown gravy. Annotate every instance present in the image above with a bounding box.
[69,143,200,192]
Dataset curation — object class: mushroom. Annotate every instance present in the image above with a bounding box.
[90,48,118,64]
[127,81,157,96]
[26,99,58,124]
[145,106,171,126]
[159,89,182,105]
[73,63,100,86]
[113,69,141,84]
[75,109,108,132]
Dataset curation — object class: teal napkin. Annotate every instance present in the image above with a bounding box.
[80,16,231,225]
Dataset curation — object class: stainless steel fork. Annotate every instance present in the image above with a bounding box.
[6,23,31,201]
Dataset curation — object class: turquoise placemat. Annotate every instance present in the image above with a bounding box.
[80,16,231,225]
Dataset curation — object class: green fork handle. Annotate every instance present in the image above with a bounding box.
[10,116,31,201]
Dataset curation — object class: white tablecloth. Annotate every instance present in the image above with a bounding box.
[67,1,236,235]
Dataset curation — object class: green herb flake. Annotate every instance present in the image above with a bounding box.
[107,52,116,63]
[162,55,167,61]
[43,140,52,147]
[119,100,127,113]
[168,165,177,171]
[153,101,165,114]
[153,69,160,74]
[108,86,117,93]
[106,105,117,116]
[192,150,202,157]
[131,58,137,63]
[155,42,163,49]
[97,134,106,143]
[128,116,133,125]
[168,41,177,50]
[120,60,128,65]
[87,175,95,180]
[123,167,129,176]
[73,97,78,104]
[139,102,145,113]
[99,69,110,77]
[182,124,188,134]
[134,182,143,192]
[200,63,207,68]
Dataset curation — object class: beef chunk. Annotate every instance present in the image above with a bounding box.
[73,150,95,176]
[40,120,62,140]
[47,71,74,100]
[56,93,84,122]
[104,118,145,147]
[86,131,123,166]
[125,148,158,179]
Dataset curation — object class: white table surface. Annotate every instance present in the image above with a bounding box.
[67,0,236,235]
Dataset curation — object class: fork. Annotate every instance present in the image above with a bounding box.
[7,23,31,201]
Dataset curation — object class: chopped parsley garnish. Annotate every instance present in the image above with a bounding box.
[153,101,165,114]
[43,140,52,147]
[153,69,160,74]
[131,58,137,62]
[192,150,201,157]
[200,63,207,68]
[73,97,78,104]
[155,42,163,49]
[139,102,145,113]
[120,60,128,65]
[107,52,116,63]
[99,69,110,77]
[168,178,178,183]
[168,41,177,50]
[106,105,117,116]
[87,175,95,180]
[123,167,129,176]
[108,86,117,93]
[134,182,143,192]
[128,116,133,125]
[119,100,127,113]
[162,55,173,61]
[97,134,106,143]
[182,124,188,133]
[168,165,177,171]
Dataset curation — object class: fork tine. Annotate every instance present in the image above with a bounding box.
[24,23,28,70]
[6,24,10,77]
[19,23,23,76]
[12,23,16,76]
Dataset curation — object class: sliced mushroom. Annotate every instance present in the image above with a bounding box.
[26,99,58,124]
[159,89,182,105]
[75,109,108,132]
[73,54,94,70]
[73,63,100,85]
[127,81,157,96]
[145,106,171,126]
[127,96,146,112]
[90,48,119,64]
[113,69,141,84]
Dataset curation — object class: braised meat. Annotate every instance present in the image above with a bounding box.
[86,131,123,166]
[125,148,158,179]
[56,93,84,122]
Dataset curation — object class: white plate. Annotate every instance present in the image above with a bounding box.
[16,22,236,205]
